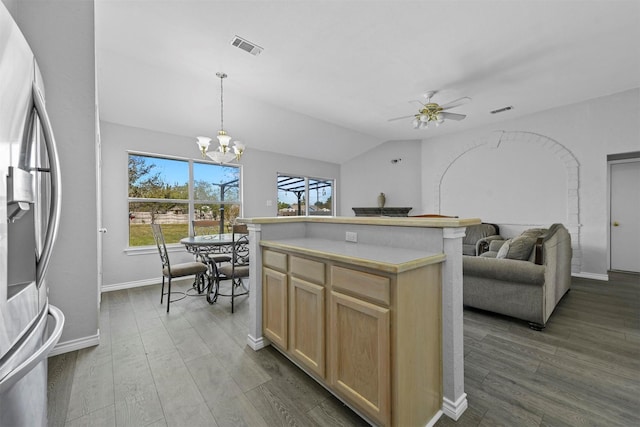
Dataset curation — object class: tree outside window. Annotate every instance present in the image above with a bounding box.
[128,154,241,246]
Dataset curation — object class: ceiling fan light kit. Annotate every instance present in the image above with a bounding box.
[390,90,470,130]
[196,72,246,163]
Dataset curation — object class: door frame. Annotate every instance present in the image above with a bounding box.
[607,152,640,272]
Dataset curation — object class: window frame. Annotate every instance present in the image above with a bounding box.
[127,151,243,250]
[276,172,335,217]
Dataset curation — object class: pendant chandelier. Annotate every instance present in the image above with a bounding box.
[196,72,245,163]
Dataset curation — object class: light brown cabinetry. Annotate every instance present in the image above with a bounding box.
[290,277,325,377]
[262,251,288,349]
[329,290,391,424]
[262,246,442,427]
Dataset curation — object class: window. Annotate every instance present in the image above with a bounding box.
[277,174,334,216]
[128,153,241,246]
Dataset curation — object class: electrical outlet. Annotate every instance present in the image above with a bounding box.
[266,199,273,207]
[345,231,358,243]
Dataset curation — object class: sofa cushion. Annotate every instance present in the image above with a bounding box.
[496,235,536,260]
[463,256,545,285]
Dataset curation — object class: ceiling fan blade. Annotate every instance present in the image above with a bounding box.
[388,114,415,122]
[441,112,466,121]
[440,97,471,110]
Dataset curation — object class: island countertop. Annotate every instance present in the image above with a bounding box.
[260,237,445,273]
[238,215,480,228]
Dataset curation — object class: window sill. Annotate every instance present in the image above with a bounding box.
[124,244,186,256]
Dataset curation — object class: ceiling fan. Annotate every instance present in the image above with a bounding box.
[389,91,471,129]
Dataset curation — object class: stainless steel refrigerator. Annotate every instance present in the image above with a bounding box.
[0,3,65,426]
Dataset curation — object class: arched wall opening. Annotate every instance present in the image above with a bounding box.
[432,131,581,273]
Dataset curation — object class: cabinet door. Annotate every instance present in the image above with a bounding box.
[290,277,325,378]
[263,268,288,349]
[329,291,390,426]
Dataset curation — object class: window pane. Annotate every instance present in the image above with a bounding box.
[193,162,240,203]
[194,203,240,233]
[128,154,188,199]
[277,174,305,216]
[129,201,189,246]
[309,178,333,216]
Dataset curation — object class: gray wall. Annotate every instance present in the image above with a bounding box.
[100,121,340,289]
[4,0,99,346]
[340,139,422,215]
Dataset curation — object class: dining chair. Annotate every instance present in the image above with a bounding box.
[211,224,250,313]
[151,223,209,313]
[192,219,232,288]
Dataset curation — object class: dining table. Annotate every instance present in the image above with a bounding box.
[180,233,236,256]
[180,233,240,303]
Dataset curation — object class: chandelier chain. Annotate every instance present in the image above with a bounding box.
[220,74,224,131]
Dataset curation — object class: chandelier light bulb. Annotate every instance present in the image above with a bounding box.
[196,136,212,158]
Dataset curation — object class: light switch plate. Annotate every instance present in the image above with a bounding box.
[345,231,358,243]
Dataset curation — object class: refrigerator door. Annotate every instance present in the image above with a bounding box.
[0,305,64,427]
[0,1,41,362]
[1,1,61,370]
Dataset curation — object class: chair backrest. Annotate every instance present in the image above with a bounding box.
[232,224,249,265]
[192,220,220,236]
[151,224,171,274]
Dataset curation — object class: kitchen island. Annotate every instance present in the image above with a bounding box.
[237,216,479,426]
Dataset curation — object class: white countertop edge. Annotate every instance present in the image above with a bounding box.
[238,215,480,228]
[260,238,445,273]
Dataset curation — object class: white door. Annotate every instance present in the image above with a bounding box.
[610,160,640,273]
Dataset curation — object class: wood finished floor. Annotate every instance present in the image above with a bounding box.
[47,273,640,427]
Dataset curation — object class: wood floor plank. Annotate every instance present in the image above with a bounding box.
[167,326,212,363]
[65,345,114,422]
[306,397,371,427]
[147,349,218,426]
[208,393,270,427]
[64,404,116,427]
[244,382,317,427]
[47,352,77,427]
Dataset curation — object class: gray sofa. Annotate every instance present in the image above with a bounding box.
[463,223,572,329]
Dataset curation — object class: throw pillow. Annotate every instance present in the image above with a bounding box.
[496,239,511,259]
[495,235,536,260]
[505,235,536,260]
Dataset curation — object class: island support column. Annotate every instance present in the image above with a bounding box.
[246,223,267,350]
[441,227,468,420]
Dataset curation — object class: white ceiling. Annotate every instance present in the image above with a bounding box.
[95,0,640,164]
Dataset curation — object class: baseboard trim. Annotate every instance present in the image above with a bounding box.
[426,409,443,427]
[102,278,160,293]
[442,393,468,420]
[49,331,100,357]
[572,272,609,281]
[247,334,269,350]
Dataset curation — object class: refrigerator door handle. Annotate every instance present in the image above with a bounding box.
[0,305,64,394]
[32,82,62,284]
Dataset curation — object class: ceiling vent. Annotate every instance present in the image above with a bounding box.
[490,106,514,114]
[231,36,263,56]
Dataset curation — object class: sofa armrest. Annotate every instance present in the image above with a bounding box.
[463,256,545,285]
[476,235,504,255]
